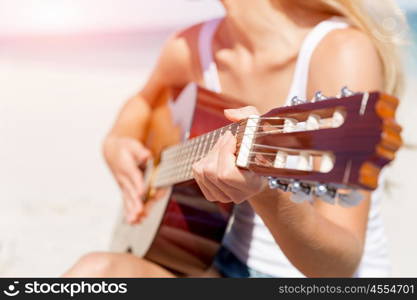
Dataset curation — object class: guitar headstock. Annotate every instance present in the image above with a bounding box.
[235,87,402,206]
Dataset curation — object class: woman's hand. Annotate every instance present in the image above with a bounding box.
[103,136,151,224]
[192,106,267,204]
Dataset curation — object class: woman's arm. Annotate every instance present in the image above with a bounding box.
[106,31,195,140]
[253,28,384,277]
[104,30,196,224]
[193,28,385,277]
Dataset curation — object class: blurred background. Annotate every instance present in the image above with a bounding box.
[0,0,416,277]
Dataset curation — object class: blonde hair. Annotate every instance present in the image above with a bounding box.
[315,0,408,96]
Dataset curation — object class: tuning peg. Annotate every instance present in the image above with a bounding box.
[339,86,355,98]
[306,114,320,130]
[273,151,287,168]
[337,189,364,207]
[319,153,335,173]
[289,181,312,203]
[268,177,289,191]
[331,108,346,128]
[313,91,328,102]
[290,181,310,194]
[291,96,306,106]
[296,152,313,171]
[283,118,298,133]
[313,184,337,204]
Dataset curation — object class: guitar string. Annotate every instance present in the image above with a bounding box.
[161,113,328,158]
[155,130,295,186]
[155,141,328,186]
[161,116,295,154]
[154,99,359,186]
[157,144,309,182]
[155,125,313,185]
[161,123,287,158]
[155,114,336,185]
[156,123,247,185]
[159,121,321,168]
[162,103,346,156]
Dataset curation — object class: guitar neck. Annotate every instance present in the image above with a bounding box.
[154,121,244,187]
[148,85,402,207]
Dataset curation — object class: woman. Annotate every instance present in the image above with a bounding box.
[64,0,405,277]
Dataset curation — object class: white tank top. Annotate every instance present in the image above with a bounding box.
[198,17,390,277]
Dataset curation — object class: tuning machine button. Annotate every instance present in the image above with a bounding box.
[337,189,364,207]
[291,96,306,106]
[268,178,312,203]
[313,91,328,102]
[268,177,289,191]
[339,86,356,98]
[290,181,312,203]
[313,184,337,205]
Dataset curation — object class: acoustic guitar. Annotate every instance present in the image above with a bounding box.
[111,83,402,276]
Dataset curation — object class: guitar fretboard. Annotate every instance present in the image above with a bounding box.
[154,121,244,187]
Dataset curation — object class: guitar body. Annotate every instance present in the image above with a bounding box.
[111,83,243,275]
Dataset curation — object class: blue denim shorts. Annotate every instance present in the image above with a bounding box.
[213,246,273,278]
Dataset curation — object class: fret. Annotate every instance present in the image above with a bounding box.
[188,139,194,169]
[183,147,188,175]
[179,145,184,179]
[213,128,221,147]
[202,134,209,157]
[183,140,189,176]
[187,146,193,177]
[205,132,211,153]
[192,136,199,163]
[186,151,193,179]
[206,132,213,154]
[209,131,215,150]
[199,134,207,159]
[231,123,239,136]
[191,141,198,173]
[186,138,196,179]
[205,132,212,155]
[184,139,190,176]
[194,136,202,163]
[192,136,199,164]
[210,131,215,151]
[215,128,221,145]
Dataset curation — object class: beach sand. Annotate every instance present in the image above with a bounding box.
[0,34,416,277]
[0,35,157,275]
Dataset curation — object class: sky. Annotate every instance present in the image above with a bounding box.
[0,0,224,36]
[0,0,414,37]
[397,0,417,11]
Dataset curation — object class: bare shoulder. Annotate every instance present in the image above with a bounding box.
[316,27,380,66]
[139,22,205,104]
[155,23,204,87]
[309,27,384,97]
